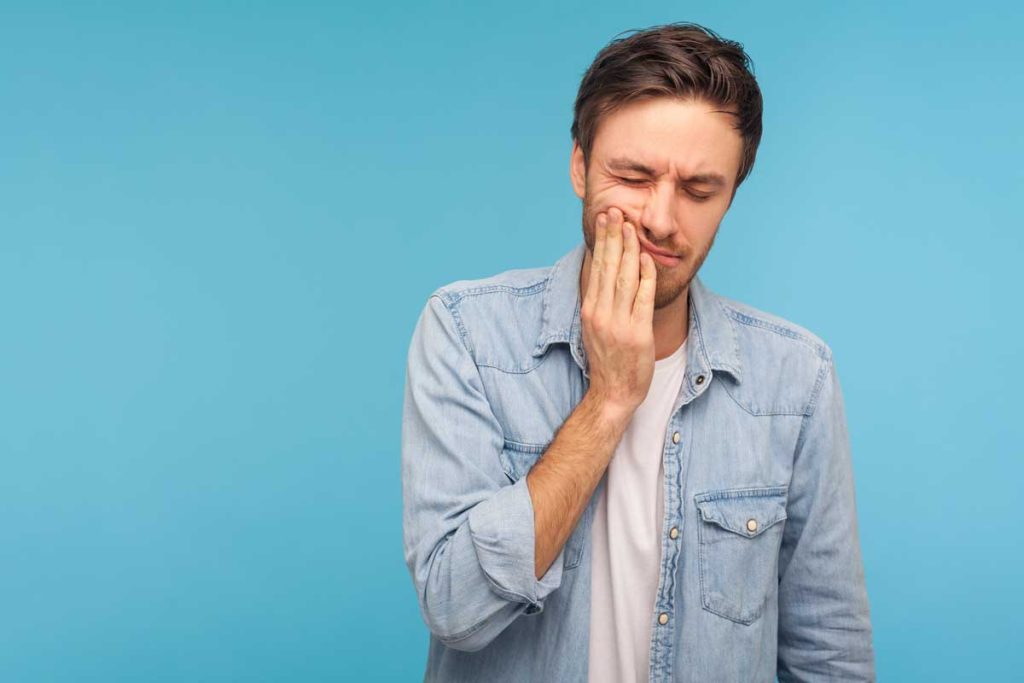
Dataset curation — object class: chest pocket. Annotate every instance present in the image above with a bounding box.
[499,439,587,570]
[693,486,788,625]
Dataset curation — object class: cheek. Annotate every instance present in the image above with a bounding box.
[588,185,647,218]
[591,177,637,200]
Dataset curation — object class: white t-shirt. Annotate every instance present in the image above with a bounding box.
[588,338,687,683]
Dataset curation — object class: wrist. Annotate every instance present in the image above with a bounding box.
[581,389,634,431]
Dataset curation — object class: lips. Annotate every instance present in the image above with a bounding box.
[637,236,682,266]
[641,241,679,258]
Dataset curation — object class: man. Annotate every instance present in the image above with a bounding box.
[401,22,875,682]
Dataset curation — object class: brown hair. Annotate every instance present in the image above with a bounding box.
[571,22,763,193]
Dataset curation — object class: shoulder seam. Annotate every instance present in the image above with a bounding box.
[435,278,550,306]
[804,352,834,418]
[428,293,478,360]
[791,350,836,457]
[721,304,830,358]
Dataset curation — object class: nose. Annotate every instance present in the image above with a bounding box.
[638,180,674,243]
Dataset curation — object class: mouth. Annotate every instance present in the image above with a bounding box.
[637,236,682,267]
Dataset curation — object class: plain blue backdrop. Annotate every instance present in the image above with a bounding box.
[2,1,1021,680]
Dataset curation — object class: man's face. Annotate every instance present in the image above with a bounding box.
[570,96,743,310]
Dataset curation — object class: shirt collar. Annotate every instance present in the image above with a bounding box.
[532,241,743,384]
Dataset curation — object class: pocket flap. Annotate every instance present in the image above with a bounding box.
[499,439,549,481]
[694,486,788,538]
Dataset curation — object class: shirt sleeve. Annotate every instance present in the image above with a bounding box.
[777,351,877,681]
[401,293,566,652]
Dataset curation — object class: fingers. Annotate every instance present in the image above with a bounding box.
[586,207,647,328]
[613,218,640,324]
[632,250,657,325]
[582,212,606,315]
[597,208,623,315]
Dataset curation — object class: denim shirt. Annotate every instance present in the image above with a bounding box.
[401,241,875,682]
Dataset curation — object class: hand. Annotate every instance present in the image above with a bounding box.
[580,207,657,419]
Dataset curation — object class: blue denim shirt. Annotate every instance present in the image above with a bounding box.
[401,241,875,682]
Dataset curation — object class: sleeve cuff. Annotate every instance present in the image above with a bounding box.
[467,475,565,611]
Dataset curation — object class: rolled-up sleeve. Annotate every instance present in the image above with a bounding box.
[777,351,876,681]
[401,293,564,652]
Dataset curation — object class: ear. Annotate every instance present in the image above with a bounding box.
[569,140,586,200]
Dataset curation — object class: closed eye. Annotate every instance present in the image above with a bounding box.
[618,176,647,186]
[618,176,712,202]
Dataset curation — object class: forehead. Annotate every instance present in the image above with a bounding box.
[591,97,742,179]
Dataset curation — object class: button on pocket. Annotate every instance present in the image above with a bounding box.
[693,486,788,625]
[499,439,586,570]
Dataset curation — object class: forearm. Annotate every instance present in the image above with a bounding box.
[403,294,573,650]
[526,391,631,580]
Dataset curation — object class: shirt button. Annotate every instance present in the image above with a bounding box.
[695,374,705,385]
[672,431,681,444]
[669,526,679,540]
[746,518,758,533]
[658,613,669,625]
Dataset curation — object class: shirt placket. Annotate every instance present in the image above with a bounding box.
[648,346,713,682]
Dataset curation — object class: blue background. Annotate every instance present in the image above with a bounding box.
[2,2,1021,680]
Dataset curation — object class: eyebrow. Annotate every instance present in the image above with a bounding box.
[607,156,727,188]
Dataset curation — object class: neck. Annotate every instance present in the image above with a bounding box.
[653,286,689,361]
[579,248,690,362]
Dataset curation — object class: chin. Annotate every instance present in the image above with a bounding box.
[654,285,685,310]
[653,272,691,310]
